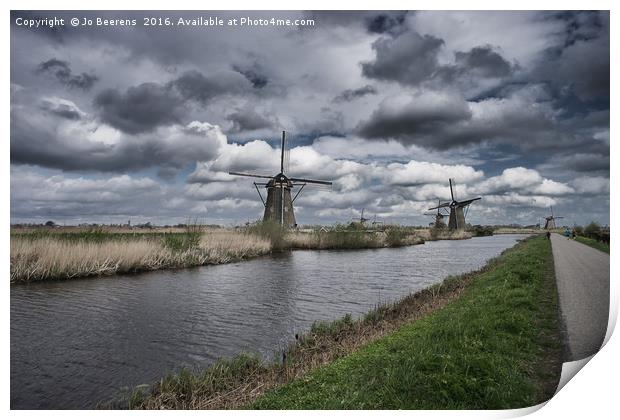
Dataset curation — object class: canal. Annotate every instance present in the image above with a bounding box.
[11,234,528,409]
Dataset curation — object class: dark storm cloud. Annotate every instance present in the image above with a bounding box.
[361,31,444,85]
[94,83,184,135]
[170,70,252,104]
[333,85,377,102]
[362,29,516,88]
[11,107,223,173]
[93,70,254,134]
[453,46,513,78]
[303,10,410,35]
[532,11,609,101]
[551,11,606,47]
[364,12,408,35]
[433,46,516,88]
[232,65,269,89]
[539,153,610,174]
[36,58,99,90]
[227,108,275,132]
[356,97,473,149]
[355,87,580,151]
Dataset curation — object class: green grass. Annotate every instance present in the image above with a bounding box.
[250,235,562,409]
[11,229,192,244]
[575,236,610,254]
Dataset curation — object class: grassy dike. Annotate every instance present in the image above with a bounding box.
[127,234,562,410]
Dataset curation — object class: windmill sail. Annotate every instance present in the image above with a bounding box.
[229,130,332,227]
[229,171,274,179]
[429,178,482,230]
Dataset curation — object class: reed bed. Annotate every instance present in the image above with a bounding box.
[416,228,473,241]
[199,232,272,263]
[10,232,271,284]
[285,229,424,250]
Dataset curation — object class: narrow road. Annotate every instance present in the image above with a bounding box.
[550,233,610,361]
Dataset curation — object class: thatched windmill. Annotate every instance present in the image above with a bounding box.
[544,206,563,230]
[428,178,481,230]
[229,131,332,227]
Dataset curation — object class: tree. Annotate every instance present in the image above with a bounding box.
[44,220,55,227]
[584,222,601,239]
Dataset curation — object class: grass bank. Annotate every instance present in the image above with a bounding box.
[10,231,270,284]
[575,236,610,254]
[126,234,561,410]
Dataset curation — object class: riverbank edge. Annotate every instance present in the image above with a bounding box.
[121,234,560,410]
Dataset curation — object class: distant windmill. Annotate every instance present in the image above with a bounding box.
[356,208,369,225]
[371,214,383,227]
[428,178,481,231]
[229,131,332,227]
[424,199,449,228]
[544,206,563,230]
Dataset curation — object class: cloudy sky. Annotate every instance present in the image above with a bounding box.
[10,10,610,227]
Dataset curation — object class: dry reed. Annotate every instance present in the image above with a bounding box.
[10,232,271,284]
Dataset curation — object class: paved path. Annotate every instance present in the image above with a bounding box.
[550,233,609,361]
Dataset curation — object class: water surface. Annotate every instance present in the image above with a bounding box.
[11,234,527,409]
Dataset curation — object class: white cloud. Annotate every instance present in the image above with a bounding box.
[476,167,542,194]
[485,193,557,209]
[384,161,484,186]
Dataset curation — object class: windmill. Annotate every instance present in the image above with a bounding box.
[371,214,383,228]
[353,208,369,225]
[428,178,481,231]
[424,199,449,228]
[543,206,563,230]
[229,131,332,227]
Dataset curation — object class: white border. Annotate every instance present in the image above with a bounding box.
[3,1,616,419]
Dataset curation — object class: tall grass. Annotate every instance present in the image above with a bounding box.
[246,221,288,250]
[424,228,472,241]
[10,231,270,284]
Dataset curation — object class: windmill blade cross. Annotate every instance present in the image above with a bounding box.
[428,203,451,210]
[449,178,456,201]
[456,197,482,207]
[280,131,286,174]
[289,177,332,185]
[229,171,274,179]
